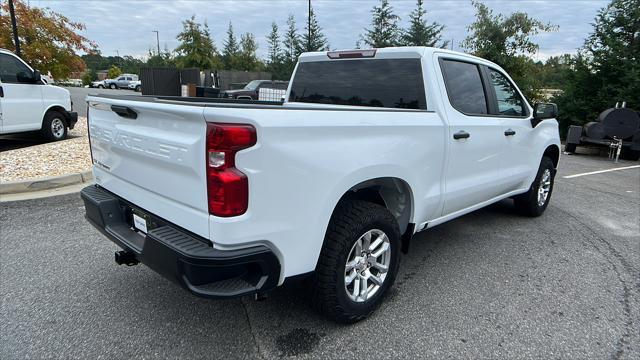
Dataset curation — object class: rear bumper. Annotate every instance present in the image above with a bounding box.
[64,110,78,129]
[81,185,280,299]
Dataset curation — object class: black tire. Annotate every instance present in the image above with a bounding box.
[135,85,141,92]
[312,200,401,323]
[97,84,104,89]
[109,83,117,89]
[40,111,68,141]
[620,149,640,161]
[564,143,577,153]
[514,157,555,217]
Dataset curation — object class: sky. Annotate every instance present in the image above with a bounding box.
[28,0,609,61]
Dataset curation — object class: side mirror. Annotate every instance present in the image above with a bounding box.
[531,102,558,127]
[33,70,42,83]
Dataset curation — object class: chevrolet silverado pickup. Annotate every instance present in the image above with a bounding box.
[82,47,561,323]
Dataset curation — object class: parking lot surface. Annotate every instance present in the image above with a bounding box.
[1,154,638,359]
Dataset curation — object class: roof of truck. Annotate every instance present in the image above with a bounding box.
[298,46,502,73]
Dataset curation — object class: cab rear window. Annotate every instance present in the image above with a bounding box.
[289,59,426,110]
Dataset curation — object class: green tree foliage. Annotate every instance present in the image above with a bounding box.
[363,0,401,48]
[282,14,301,74]
[535,54,572,89]
[266,22,288,80]
[0,0,93,79]
[146,46,177,68]
[81,68,97,86]
[175,16,222,69]
[222,22,241,69]
[401,0,448,48]
[300,5,328,52]
[461,1,557,100]
[239,32,262,71]
[554,0,640,134]
[107,65,122,79]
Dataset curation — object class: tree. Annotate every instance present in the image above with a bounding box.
[553,0,640,135]
[266,22,288,80]
[239,32,262,71]
[82,68,97,86]
[107,65,122,79]
[222,22,241,69]
[174,16,221,69]
[300,5,328,52]
[146,46,177,68]
[362,0,401,48]
[267,22,282,66]
[0,0,94,79]
[282,14,301,72]
[401,0,448,48]
[461,1,557,100]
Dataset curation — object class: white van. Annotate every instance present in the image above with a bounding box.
[0,49,77,141]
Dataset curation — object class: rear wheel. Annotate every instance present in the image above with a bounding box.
[514,156,555,217]
[312,200,400,323]
[109,83,117,89]
[41,111,68,141]
[135,85,141,92]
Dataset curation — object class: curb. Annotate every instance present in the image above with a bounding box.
[0,170,93,195]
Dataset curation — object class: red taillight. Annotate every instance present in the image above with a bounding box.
[206,123,256,217]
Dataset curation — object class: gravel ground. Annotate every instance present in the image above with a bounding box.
[0,117,90,182]
[1,154,638,359]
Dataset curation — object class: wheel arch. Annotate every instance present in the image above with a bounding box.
[336,177,414,236]
[543,144,560,168]
[41,105,68,128]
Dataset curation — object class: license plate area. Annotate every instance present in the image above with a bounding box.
[127,207,160,235]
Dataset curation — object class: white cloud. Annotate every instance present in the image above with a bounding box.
[32,0,608,60]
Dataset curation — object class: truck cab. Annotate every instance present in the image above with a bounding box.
[0,49,77,140]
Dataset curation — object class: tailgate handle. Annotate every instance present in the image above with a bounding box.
[111,105,137,119]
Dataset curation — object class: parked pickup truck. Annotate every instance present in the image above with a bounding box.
[82,47,560,323]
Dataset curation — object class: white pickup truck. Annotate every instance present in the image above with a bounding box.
[0,49,78,140]
[82,47,560,323]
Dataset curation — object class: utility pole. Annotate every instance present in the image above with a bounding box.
[8,0,21,57]
[307,0,311,52]
[152,30,160,55]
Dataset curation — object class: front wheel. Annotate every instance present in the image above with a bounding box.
[514,156,555,217]
[109,83,117,89]
[312,200,400,323]
[41,111,68,141]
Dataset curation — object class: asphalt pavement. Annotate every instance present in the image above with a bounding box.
[0,87,135,152]
[1,154,638,359]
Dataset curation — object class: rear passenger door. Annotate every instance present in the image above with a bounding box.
[484,67,535,191]
[437,57,507,215]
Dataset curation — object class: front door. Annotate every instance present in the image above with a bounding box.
[484,66,536,192]
[0,53,44,133]
[437,57,506,215]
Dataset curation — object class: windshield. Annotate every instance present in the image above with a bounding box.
[244,80,263,90]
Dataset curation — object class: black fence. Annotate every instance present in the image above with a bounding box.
[139,67,273,96]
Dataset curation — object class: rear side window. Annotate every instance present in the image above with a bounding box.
[289,59,426,110]
[440,60,487,115]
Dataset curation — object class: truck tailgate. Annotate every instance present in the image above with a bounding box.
[87,97,209,238]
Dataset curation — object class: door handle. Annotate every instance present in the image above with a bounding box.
[504,129,516,136]
[111,105,137,119]
[453,130,470,140]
